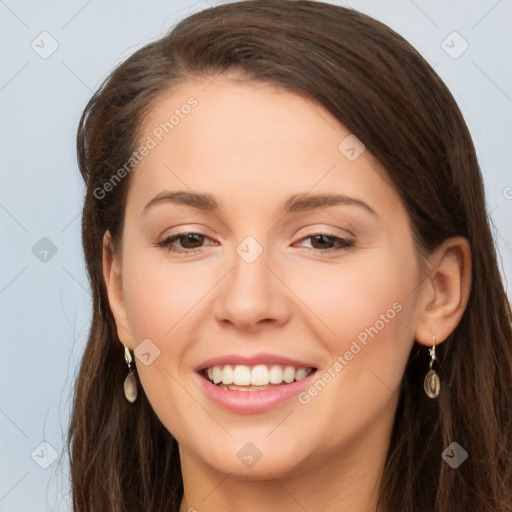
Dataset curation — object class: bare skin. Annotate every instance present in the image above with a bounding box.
[102,76,471,512]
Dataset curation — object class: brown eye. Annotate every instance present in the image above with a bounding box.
[177,233,205,249]
[158,232,216,254]
[310,234,336,249]
[297,234,353,252]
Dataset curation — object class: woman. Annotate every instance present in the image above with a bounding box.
[68,1,512,511]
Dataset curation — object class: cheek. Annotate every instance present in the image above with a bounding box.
[121,247,216,344]
[288,248,418,402]
[290,249,417,346]
[278,253,418,452]
[120,247,211,434]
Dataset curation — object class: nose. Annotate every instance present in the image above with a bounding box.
[213,243,292,332]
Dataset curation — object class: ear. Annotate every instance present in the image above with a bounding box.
[414,236,472,347]
[102,231,134,350]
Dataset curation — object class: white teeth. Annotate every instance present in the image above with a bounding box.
[212,366,222,384]
[283,366,295,383]
[269,365,284,384]
[204,364,314,387]
[221,365,234,385]
[295,368,308,381]
[233,365,251,385]
[251,365,270,386]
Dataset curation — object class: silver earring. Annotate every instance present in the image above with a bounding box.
[123,346,138,403]
[424,335,440,398]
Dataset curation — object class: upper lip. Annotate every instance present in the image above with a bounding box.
[196,353,317,372]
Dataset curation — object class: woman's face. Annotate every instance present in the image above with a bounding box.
[108,77,426,479]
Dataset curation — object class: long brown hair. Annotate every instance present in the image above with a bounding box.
[69,1,512,510]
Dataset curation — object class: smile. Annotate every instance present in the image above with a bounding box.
[203,364,314,390]
[195,356,319,414]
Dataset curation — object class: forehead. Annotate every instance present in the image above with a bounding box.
[126,77,401,221]
[140,77,342,155]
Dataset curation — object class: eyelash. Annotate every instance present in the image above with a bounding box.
[157,232,354,255]
[157,233,217,255]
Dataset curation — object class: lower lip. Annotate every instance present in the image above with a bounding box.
[194,371,317,414]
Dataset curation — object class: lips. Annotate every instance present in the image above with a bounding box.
[194,353,318,413]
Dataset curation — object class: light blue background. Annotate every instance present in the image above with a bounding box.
[1,1,510,510]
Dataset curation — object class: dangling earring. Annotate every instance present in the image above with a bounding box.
[424,335,440,398]
[123,346,138,403]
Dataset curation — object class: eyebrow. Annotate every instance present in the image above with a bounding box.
[144,191,218,213]
[143,190,378,216]
[283,193,377,216]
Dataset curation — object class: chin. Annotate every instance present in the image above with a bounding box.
[195,434,314,479]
